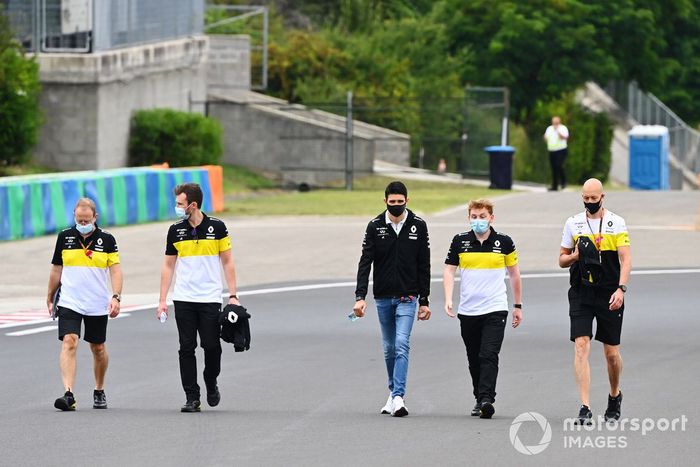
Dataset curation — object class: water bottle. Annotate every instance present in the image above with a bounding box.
[347,312,360,322]
[159,312,167,323]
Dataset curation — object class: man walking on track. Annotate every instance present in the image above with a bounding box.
[353,181,431,417]
[47,198,122,411]
[443,199,522,419]
[559,178,631,425]
[158,183,241,413]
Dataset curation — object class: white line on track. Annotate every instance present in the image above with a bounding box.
[3,313,131,335]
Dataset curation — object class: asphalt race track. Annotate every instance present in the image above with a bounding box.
[1,271,698,467]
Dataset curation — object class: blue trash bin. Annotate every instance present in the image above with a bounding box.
[484,145,515,189]
[628,125,669,190]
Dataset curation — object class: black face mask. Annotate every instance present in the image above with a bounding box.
[584,200,602,214]
[387,203,406,217]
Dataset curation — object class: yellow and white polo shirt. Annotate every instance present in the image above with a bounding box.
[165,214,231,303]
[561,210,630,289]
[51,226,120,316]
[445,228,518,316]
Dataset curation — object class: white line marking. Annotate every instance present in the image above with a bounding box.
[6,326,57,336]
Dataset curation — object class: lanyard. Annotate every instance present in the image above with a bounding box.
[79,238,94,259]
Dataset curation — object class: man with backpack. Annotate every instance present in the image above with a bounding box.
[559,178,631,425]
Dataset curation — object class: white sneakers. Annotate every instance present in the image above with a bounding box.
[391,395,408,417]
[380,394,409,417]
[380,394,393,414]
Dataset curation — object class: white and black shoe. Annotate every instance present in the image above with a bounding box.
[380,394,393,414]
[391,396,408,417]
[470,401,481,417]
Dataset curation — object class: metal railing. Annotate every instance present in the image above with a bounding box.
[4,0,204,53]
[605,81,700,177]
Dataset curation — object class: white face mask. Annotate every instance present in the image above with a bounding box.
[75,220,95,235]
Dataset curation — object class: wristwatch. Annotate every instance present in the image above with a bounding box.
[514,304,522,309]
[618,285,627,293]
[112,293,121,302]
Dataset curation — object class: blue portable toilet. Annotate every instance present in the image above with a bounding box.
[628,125,669,190]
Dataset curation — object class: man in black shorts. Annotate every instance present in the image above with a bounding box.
[559,179,631,424]
[47,198,123,411]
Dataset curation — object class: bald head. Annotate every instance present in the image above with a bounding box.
[582,178,603,195]
[581,178,604,215]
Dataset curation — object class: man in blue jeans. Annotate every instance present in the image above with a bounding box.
[354,181,431,417]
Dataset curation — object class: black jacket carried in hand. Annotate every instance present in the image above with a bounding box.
[355,209,431,306]
[219,304,251,352]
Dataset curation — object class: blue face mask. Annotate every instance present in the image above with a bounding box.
[470,219,490,235]
[75,221,95,235]
[175,206,189,220]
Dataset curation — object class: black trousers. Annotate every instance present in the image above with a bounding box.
[174,301,222,400]
[458,311,508,403]
[549,148,568,189]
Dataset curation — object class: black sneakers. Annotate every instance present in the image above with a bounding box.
[54,391,76,411]
[605,391,623,422]
[181,399,202,413]
[575,405,593,425]
[479,401,495,419]
[93,390,107,409]
[470,401,481,417]
[206,385,221,407]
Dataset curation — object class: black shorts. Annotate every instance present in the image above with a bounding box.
[569,287,624,345]
[57,307,108,344]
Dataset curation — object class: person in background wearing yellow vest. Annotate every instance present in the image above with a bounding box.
[47,198,123,411]
[544,116,570,191]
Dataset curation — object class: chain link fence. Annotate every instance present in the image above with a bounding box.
[3,0,204,53]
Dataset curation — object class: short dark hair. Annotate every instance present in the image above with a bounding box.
[384,181,408,199]
[174,183,203,209]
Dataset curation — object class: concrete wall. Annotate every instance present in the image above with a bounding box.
[209,99,373,185]
[207,35,251,92]
[34,36,208,170]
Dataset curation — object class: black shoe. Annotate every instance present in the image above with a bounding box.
[93,390,107,409]
[206,385,221,407]
[479,401,495,419]
[548,186,558,191]
[470,401,481,417]
[54,391,76,411]
[605,391,623,422]
[181,400,201,413]
[575,405,593,425]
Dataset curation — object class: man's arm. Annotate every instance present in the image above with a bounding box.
[46,265,63,315]
[108,263,123,318]
[220,249,241,306]
[507,264,523,328]
[353,223,374,317]
[443,264,457,317]
[417,223,431,306]
[158,255,177,318]
[559,244,579,268]
[609,245,631,311]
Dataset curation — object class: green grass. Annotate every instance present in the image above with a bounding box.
[224,174,510,216]
[222,164,277,194]
[0,163,58,177]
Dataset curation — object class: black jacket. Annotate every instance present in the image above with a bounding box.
[219,304,251,352]
[355,209,430,306]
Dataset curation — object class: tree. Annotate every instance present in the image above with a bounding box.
[0,7,41,166]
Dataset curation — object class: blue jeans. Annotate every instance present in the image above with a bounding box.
[375,297,417,398]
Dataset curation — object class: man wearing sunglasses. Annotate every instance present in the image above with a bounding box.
[47,198,122,411]
[158,183,241,412]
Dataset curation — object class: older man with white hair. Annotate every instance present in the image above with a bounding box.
[47,198,123,411]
